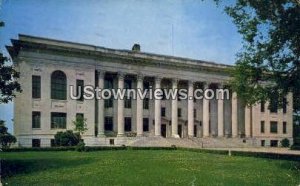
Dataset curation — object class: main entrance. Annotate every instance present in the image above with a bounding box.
[161,124,166,138]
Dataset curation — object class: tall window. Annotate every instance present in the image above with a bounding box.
[76,80,84,101]
[104,78,113,108]
[124,79,132,89]
[51,71,67,100]
[260,121,265,133]
[178,108,182,117]
[260,101,265,112]
[283,122,287,134]
[143,81,150,90]
[125,96,131,108]
[269,97,278,113]
[143,118,149,132]
[51,112,67,129]
[283,98,287,114]
[161,107,166,117]
[270,121,278,133]
[32,111,41,129]
[104,117,113,131]
[194,109,197,118]
[32,75,41,98]
[124,117,132,132]
[143,98,149,109]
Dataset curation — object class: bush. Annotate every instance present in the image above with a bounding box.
[291,144,300,150]
[280,138,290,147]
[75,140,86,152]
[54,130,80,146]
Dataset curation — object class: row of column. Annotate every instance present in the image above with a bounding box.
[97,71,251,138]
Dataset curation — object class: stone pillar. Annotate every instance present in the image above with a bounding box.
[187,80,194,137]
[217,84,224,137]
[171,79,179,138]
[154,77,162,136]
[117,72,125,137]
[245,106,251,137]
[136,74,144,137]
[231,92,238,137]
[203,83,210,137]
[97,70,105,137]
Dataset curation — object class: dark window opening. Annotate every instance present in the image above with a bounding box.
[261,140,265,147]
[178,108,182,117]
[143,118,149,132]
[32,111,41,129]
[32,75,41,98]
[161,107,166,117]
[260,101,265,112]
[283,122,287,134]
[104,117,113,131]
[32,139,41,147]
[270,140,278,147]
[124,117,132,132]
[260,121,265,133]
[76,79,84,101]
[143,98,149,110]
[270,121,278,133]
[51,70,67,100]
[51,112,67,129]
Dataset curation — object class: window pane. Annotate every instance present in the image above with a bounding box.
[51,112,67,129]
[270,121,278,133]
[283,122,287,134]
[32,76,41,98]
[76,80,84,101]
[32,111,41,128]
[51,71,67,100]
[143,118,149,132]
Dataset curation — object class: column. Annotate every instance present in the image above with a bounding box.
[217,84,224,137]
[171,79,179,138]
[117,72,125,137]
[187,80,194,137]
[97,70,105,137]
[203,83,210,137]
[245,106,251,137]
[231,92,238,137]
[154,77,162,136]
[136,74,144,137]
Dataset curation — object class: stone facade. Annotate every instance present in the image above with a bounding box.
[8,34,293,147]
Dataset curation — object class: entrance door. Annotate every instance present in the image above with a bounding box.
[178,125,182,138]
[161,124,166,138]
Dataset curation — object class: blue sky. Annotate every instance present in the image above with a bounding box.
[0,0,242,133]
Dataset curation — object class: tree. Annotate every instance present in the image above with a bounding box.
[215,0,300,112]
[73,115,88,138]
[0,120,16,149]
[0,21,21,103]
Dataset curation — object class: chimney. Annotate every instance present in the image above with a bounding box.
[132,43,141,52]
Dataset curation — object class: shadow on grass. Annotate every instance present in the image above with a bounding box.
[1,157,93,178]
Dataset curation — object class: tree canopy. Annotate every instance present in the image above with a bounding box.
[0,22,21,103]
[216,0,300,112]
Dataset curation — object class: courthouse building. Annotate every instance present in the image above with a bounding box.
[7,35,293,147]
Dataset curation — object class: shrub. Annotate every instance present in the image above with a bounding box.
[54,130,80,146]
[0,120,17,149]
[75,140,86,152]
[280,138,290,147]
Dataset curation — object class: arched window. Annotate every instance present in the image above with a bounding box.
[51,70,67,100]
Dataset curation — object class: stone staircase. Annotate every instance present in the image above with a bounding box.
[85,136,257,148]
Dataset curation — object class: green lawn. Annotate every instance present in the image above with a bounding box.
[1,150,300,186]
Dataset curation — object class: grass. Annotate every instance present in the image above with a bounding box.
[1,150,300,186]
